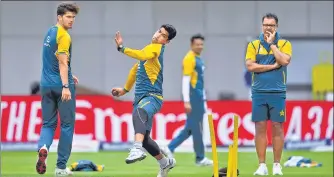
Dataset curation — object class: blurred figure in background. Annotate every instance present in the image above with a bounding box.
[244,70,252,100]
[245,13,292,176]
[244,37,253,100]
[30,81,40,95]
[162,34,213,166]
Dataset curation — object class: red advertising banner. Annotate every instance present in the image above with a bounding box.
[1,96,333,146]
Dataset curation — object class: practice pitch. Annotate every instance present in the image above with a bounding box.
[1,151,333,177]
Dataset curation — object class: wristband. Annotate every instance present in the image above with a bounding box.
[123,88,129,93]
[117,45,124,52]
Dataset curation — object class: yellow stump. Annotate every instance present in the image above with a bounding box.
[227,115,239,177]
[233,115,239,177]
[208,114,219,177]
[227,145,232,177]
[232,145,237,177]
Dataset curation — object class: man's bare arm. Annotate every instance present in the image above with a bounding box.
[270,45,291,66]
[57,54,69,85]
[246,59,278,73]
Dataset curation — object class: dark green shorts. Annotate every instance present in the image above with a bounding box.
[252,93,286,123]
[133,94,163,131]
[40,86,76,124]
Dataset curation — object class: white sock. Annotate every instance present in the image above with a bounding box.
[158,157,168,168]
[133,141,142,148]
[259,163,266,166]
[273,162,280,166]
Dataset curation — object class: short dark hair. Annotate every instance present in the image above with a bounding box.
[57,2,79,16]
[262,13,278,24]
[191,34,205,43]
[161,24,177,41]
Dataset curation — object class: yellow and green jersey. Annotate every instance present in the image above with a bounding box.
[182,51,205,101]
[245,38,292,93]
[41,24,73,86]
[122,43,165,99]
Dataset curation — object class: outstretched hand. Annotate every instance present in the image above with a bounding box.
[115,31,123,47]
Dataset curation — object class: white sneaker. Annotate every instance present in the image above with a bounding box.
[273,163,283,175]
[196,157,214,166]
[125,147,147,164]
[160,146,174,158]
[36,145,48,174]
[55,167,73,176]
[253,163,269,176]
[157,158,176,177]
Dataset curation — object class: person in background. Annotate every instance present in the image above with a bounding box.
[162,34,213,167]
[31,81,40,95]
[244,70,252,100]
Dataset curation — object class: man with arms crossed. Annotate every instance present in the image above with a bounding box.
[36,3,79,176]
[112,24,177,177]
[162,34,213,166]
[245,13,292,176]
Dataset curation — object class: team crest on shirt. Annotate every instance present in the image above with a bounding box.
[44,36,51,47]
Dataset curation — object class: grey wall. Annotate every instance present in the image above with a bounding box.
[1,1,333,100]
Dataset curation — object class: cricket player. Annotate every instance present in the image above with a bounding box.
[111,24,177,177]
[36,3,79,176]
[162,34,213,166]
[245,13,292,176]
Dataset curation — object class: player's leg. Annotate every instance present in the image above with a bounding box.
[126,96,174,163]
[252,94,269,175]
[55,86,76,175]
[142,130,176,177]
[268,94,286,175]
[126,96,161,163]
[166,95,203,158]
[188,104,204,160]
[190,107,213,166]
[166,117,192,156]
[137,96,176,176]
[36,87,58,174]
[125,102,150,164]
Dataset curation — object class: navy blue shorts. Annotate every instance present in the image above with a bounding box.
[252,93,286,123]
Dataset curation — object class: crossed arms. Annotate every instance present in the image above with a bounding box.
[245,41,292,73]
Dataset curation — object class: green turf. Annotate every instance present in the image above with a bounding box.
[1,151,333,177]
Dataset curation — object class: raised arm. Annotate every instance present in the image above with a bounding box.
[270,40,292,66]
[56,33,71,86]
[123,62,139,92]
[120,43,162,61]
[245,42,278,73]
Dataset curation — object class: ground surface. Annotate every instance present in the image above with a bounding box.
[1,151,333,177]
